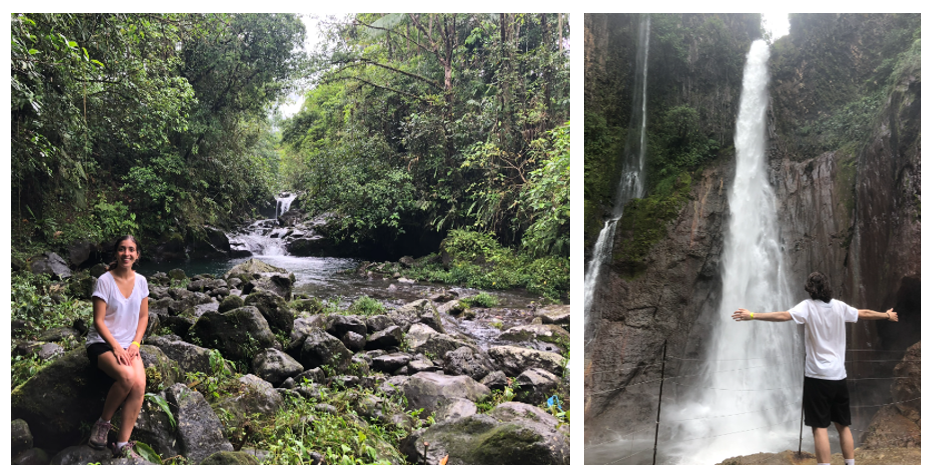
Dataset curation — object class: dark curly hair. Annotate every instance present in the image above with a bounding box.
[804,271,833,303]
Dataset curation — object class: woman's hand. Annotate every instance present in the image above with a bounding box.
[125,342,140,362]
[112,345,132,365]
[732,308,753,321]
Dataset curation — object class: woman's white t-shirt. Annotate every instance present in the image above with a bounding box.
[86,271,149,349]
[788,298,858,380]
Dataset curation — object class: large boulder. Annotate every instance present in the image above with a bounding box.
[189,226,231,260]
[365,325,404,350]
[165,383,233,463]
[12,419,33,457]
[29,252,72,280]
[147,335,215,375]
[401,402,569,464]
[11,349,109,452]
[216,375,285,427]
[286,315,328,354]
[128,392,180,459]
[326,315,367,340]
[400,372,490,417]
[513,368,561,405]
[139,345,181,391]
[244,290,296,335]
[487,345,566,377]
[67,240,98,267]
[406,325,478,361]
[187,307,276,366]
[224,258,287,280]
[253,348,304,386]
[242,274,293,301]
[286,236,329,257]
[443,346,494,381]
[295,327,352,371]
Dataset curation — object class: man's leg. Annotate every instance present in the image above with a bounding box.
[835,422,854,463]
[812,426,831,464]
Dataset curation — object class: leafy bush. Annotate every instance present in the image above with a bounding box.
[518,122,570,258]
[347,296,385,316]
[460,292,500,308]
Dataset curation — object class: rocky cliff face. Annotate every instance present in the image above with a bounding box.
[585,13,920,447]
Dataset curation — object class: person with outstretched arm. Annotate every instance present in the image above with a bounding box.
[731,271,898,465]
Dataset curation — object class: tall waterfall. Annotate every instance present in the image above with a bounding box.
[584,14,650,345]
[664,39,802,464]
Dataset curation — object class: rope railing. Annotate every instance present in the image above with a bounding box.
[587,341,921,465]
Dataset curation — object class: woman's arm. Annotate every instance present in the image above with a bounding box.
[124,297,149,361]
[92,297,131,365]
[731,308,792,322]
[858,308,898,321]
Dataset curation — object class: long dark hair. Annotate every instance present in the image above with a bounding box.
[804,271,833,303]
[106,235,141,271]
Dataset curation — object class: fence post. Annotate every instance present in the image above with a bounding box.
[652,340,667,465]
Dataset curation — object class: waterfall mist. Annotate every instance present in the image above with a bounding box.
[661,39,803,464]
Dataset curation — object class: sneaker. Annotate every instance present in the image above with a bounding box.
[88,419,111,448]
[110,441,143,461]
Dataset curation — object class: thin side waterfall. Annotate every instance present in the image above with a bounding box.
[275,192,297,219]
[663,40,802,464]
[584,14,650,345]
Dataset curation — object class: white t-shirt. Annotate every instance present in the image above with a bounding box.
[86,271,149,349]
[789,298,858,380]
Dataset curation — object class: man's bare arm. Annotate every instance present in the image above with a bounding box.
[858,308,898,321]
[732,308,792,322]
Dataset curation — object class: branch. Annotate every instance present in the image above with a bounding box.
[352,18,431,53]
[329,58,442,90]
[322,75,429,103]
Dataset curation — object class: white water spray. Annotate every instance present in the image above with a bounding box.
[663,39,802,464]
[584,14,650,345]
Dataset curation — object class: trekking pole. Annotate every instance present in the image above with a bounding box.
[652,340,667,465]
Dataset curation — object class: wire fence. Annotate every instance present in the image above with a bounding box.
[585,342,921,465]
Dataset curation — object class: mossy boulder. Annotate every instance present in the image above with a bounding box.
[187,307,276,367]
[11,349,109,452]
[139,345,181,391]
[244,290,295,335]
[224,258,287,280]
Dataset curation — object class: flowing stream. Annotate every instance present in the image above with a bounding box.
[584,14,650,346]
[661,39,803,464]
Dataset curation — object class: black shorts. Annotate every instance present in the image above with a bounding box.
[803,376,851,428]
[86,343,115,383]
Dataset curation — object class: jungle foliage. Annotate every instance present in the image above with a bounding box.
[280,14,570,258]
[11,13,305,252]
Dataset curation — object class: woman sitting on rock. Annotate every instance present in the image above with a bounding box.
[85,235,149,459]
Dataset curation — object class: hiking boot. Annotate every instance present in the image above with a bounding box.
[88,419,111,449]
[110,440,143,461]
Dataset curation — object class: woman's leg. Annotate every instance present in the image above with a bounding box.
[115,355,146,442]
[97,351,138,422]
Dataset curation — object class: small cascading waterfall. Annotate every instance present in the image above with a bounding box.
[233,194,297,256]
[664,39,802,464]
[584,14,650,345]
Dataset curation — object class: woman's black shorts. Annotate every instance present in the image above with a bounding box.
[803,376,851,428]
[86,343,115,383]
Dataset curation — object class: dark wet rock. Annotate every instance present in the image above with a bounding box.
[400,372,490,417]
[364,314,394,333]
[13,447,49,465]
[480,371,509,391]
[341,331,366,352]
[253,348,304,386]
[88,262,109,278]
[242,274,293,301]
[217,375,285,426]
[435,397,477,422]
[161,312,197,336]
[139,345,181,391]
[12,418,32,457]
[444,346,494,380]
[165,383,233,463]
[218,294,244,313]
[487,345,566,377]
[187,278,227,293]
[498,324,570,352]
[67,240,97,267]
[149,272,170,286]
[149,286,169,301]
[295,327,352,370]
[147,335,214,374]
[200,451,260,465]
[37,326,79,343]
[168,268,187,281]
[286,236,329,256]
[401,402,569,464]
[189,226,231,260]
[365,325,403,350]
[514,368,561,405]
[11,349,109,452]
[295,367,327,386]
[372,354,412,373]
[29,252,71,279]
[326,315,367,339]
[50,445,113,465]
[244,290,296,335]
[188,307,276,365]
[861,341,921,449]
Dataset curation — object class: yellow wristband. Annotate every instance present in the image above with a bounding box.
[750,312,755,319]
[132,341,141,348]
